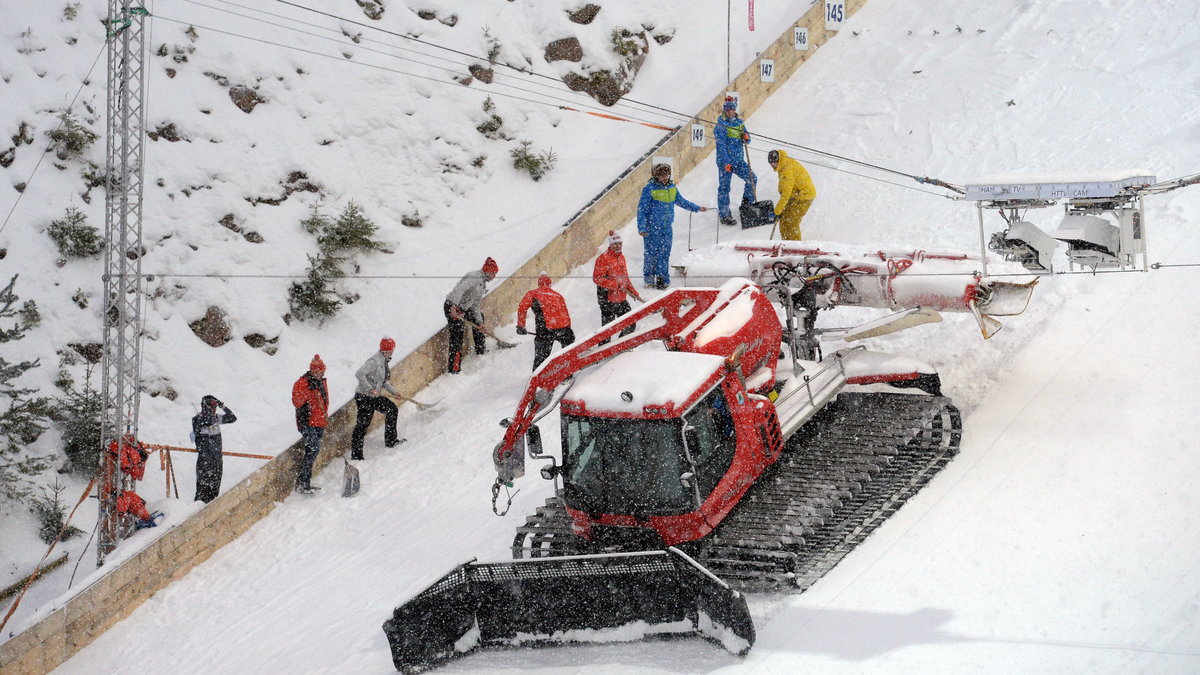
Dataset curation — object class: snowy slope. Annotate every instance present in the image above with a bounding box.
[10,0,1200,672]
[0,0,811,632]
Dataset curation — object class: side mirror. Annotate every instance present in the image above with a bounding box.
[540,464,560,481]
[679,471,694,488]
[527,425,544,457]
[499,418,512,428]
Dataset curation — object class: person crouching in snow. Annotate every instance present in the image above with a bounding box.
[768,149,816,241]
[351,337,404,459]
[516,273,575,370]
[444,257,498,374]
[118,490,163,532]
[291,355,329,494]
[637,163,706,289]
[714,97,756,226]
[192,394,237,503]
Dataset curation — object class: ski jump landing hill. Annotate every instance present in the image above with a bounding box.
[0,2,868,673]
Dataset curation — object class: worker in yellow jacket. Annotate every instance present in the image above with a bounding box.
[768,149,816,240]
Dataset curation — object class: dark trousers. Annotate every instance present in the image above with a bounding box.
[298,426,323,489]
[444,300,485,373]
[351,393,398,459]
[597,288,636,343]
[532,327,576,370]
[194,434,223,503]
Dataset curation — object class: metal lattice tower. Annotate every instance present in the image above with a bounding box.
[98,1,149,566]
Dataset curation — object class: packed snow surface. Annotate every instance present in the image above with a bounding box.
[0,0,1197,673]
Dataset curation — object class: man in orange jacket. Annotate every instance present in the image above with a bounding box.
[291,355,329,493]
[516,272,575,370]
[592,232,643,343]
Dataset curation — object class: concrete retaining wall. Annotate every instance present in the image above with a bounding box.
[0,1,865,671]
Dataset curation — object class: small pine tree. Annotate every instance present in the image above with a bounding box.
[299,202,331,236]
[47,206,103,258]
[54,363,102,475]
[45,110,99,161]
[510,140,558,181]
[31,479,83,544]
[288,260,343,323]
[0,275,55,500]
[318,201,385,256]
[476,97,505,139]
[288,201,387,323]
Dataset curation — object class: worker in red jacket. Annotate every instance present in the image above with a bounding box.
[117,490,162,531]
[516,272,575,370]
[109,434,149,480]
[592,232,643,343]
[291,355,329,494]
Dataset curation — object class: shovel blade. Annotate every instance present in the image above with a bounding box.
[342,459,360,498]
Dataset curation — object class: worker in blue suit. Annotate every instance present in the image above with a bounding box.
[714,98,756,225]
[637,163,706,289]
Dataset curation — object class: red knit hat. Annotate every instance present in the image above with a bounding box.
[380,337,396,352]
[482,257,499,275]
[309,354,325,374]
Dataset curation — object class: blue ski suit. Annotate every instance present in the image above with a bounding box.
[714,113,756,219]
[637,178,702,286]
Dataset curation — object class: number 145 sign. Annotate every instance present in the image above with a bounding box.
[825,0,845,30]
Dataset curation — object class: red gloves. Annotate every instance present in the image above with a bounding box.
[741,133,750,141]
[724,164,733,172]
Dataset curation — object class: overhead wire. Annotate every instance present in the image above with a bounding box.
[0,41,107,238]
[182,0,665,118]
[271,0,700,125]
[139,265,1184,282]
[168,0,685,131]
[257,0,961,194]
[149,13,682,134]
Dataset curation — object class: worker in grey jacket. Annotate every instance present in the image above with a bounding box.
[443,257,498,373]
[350,337,403,459]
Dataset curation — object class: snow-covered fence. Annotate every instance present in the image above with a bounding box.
[0,2,866,672]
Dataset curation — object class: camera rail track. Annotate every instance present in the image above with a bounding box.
[512,392,962,593]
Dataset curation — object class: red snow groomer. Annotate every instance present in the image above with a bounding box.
[384,252,1033,671]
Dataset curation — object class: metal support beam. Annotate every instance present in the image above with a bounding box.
[98,1,148,566]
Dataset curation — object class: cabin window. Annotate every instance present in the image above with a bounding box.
[683,387,738,498]
[561,415,691,516]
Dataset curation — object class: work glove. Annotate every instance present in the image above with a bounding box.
[724,163,733,173]
[516,326,528,335]
[449,305,464,320]
[741,133,750,141]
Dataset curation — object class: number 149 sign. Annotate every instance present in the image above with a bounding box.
[825,0,845,30]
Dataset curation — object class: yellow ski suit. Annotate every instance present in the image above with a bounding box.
[772,149,816,240]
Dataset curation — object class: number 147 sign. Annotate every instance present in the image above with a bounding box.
[825,0,845,30]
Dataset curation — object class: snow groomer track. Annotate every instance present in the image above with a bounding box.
[515,392,962,593]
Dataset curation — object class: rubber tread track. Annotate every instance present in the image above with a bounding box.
[512,392,961,593]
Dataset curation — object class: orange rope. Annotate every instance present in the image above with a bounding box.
[143,443,273,461]
[0,476,96,634]
[559,106,678,132]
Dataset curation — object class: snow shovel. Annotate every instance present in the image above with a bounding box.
[463,318,517,349]
[387,394,439,411]
[342,457,360,498]
[739,144,776,231]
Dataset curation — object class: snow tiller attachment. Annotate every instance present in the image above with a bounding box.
[382,548,754,673]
